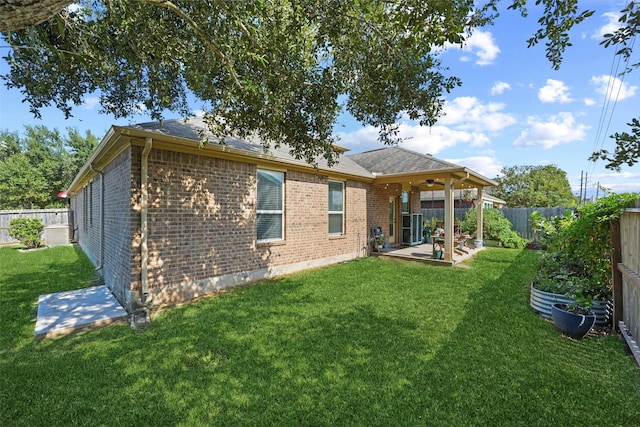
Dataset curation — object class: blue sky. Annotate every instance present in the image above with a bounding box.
[1,1,638,198]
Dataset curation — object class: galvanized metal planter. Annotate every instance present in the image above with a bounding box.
[530,283,612,326]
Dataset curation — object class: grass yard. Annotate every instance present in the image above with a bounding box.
[1,245,639,426]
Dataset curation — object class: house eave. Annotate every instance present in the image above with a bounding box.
[67,127,127,196]
[372,167,497,189]
[68,126,375,196]
[120,127,374,182]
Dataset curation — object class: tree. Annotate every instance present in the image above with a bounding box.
[589,118,640,171]
[0,126,98,209]
[1,0,600,167]
[2,1,637,168]
[492,165,576,208]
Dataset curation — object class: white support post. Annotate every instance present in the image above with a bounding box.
[476,186,484,248]
[444,176,454,261]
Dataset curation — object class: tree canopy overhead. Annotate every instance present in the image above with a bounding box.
[2,0,635,168]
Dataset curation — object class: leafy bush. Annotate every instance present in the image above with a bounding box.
[7,218,44,249]
[532,193,639,301]
[461,208,525,249]
[529,209,575,249]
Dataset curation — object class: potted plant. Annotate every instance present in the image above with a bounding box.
[551,299,596,340]
[433,243,443,260]
[376,232,386,251]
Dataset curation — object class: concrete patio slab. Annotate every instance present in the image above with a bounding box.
[35,285,128,339]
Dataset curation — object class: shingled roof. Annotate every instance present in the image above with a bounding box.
[347,147,459,175]
[125,118,373,178]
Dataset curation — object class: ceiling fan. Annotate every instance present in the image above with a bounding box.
[425,179,445,187]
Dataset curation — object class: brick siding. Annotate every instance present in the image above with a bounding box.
[124,146,370,308]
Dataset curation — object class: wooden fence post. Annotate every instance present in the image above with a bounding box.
[610,218,623,330]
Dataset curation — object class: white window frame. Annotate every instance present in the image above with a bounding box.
[257,169,285,242]
[328,180,344,235]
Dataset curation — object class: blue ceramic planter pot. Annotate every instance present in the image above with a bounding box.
[551,303,596,340]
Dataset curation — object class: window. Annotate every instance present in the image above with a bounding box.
[89,180,94,227]
[328,180,344,235]
[83,187,88,231]
[401,191,409,213]
[257,170,284,242]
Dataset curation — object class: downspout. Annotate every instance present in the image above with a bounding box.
[89,163,105,272]
[141,137,153,311]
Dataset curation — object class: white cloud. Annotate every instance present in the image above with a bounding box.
[445,30,500,66]
[444,156,503,179]
[590,74,638,101]
[597,181,640,194]
[338,96,517,154]
[400,125,490,154]
[589,170,640,181]
[513,112,589,149]
[82,97,100,110]
[490,81,511,95]
[591,12,621,40]
[338,122,486,156]
[440,96,516,132]
[583,98,596,106]
[538,79,572,103]
[462,30,500,66]
[66,3,84,14]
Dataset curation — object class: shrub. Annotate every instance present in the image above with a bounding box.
[532,193,639,301]
[461,208,525,249]
[7,218,45,249]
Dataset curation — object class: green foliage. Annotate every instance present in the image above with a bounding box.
[532,193,639,300]
[493,164,576,207]
[461,207,525,248]
[7,217,45,249]
[2,1,637,169]
[2,0,488,166]
[0,0,602,167]
[529,209,575,249]
[0,126,98,209]
[590,117,640,171]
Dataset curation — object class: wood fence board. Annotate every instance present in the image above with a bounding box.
[620,209,640,345]
[0,209,70,245]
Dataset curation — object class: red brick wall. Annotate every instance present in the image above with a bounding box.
[130,147,370,307]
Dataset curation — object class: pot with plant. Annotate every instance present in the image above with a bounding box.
[551,296,596,340]
[433,243,443,260]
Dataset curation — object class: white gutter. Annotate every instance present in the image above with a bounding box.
[140,137,153,310]
[89,163,104,271]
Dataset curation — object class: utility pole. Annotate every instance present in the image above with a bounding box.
[583,172,588,203]
[579,171,584,204]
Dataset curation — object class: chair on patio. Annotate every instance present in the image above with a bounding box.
[370,227,386,253]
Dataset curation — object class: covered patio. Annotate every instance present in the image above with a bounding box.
[376,241,484,266]
[350,147,498,264]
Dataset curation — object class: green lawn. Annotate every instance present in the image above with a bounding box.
[1,245,639,426]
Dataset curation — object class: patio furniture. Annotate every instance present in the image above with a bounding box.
[371,227,386,253]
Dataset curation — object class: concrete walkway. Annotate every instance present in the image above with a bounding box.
[35,285,129,339]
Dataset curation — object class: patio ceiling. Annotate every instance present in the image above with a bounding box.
[372,167,497,190]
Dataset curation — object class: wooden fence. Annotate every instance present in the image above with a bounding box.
[421,207,574,240]
[0,209,71,245]
[614,201,640,366]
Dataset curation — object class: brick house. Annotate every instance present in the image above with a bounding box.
[67,118,496,313]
